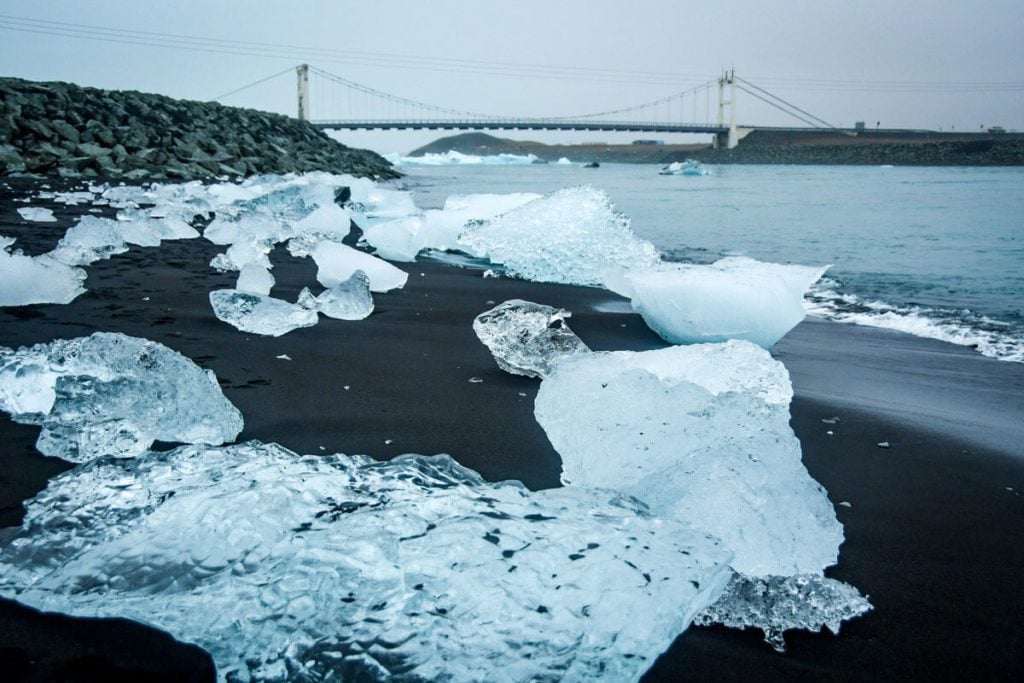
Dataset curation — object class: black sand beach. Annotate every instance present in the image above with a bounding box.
[1,179,1023,681]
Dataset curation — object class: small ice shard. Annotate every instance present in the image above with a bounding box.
[468,376,484,383]
[535,340,843,576]
[363,192,540,262]
[17,207,57,222]
[0,442,733,682]
[877,441,890,448]
[275,354,292,361]
[209,290,318,337]
[694,573,872,652]
[838,501,852,508]
[473,299,591,379]
[0,332,243,461]
[458,186,660,286]
[0,237,86,306]
[296,271,374,321]
[821,417,840,424]
[606,257,829,349]
[309,240,408,292]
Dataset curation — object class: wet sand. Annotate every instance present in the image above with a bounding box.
[1,180,1022,681]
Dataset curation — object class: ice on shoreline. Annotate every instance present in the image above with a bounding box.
[0,333,242,461]
[606,257,829,348]
[0,236,86,306]
[0,441,733,682]
[473,300,590,378]
[459,186,660,286]
[16,207,56,222]
[209,289,320,337]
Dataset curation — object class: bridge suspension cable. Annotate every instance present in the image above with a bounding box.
[735,76,838,129]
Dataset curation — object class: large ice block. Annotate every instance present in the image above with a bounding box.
[459,186,660,286]
[606,257,829,348]
[0,237,86,306]
[310,240,408,292]
[0,332,242,461]
[209,289,319,337]
[0,442,733,682]
[534,340,844,577]
[473,299,590,378]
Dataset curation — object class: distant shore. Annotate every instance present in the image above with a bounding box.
[409,131,1024,166]
[2,176,1023,680]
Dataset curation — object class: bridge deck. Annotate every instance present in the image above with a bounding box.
[311,119,728,134]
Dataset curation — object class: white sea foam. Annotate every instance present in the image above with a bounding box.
[805,280,1024,363]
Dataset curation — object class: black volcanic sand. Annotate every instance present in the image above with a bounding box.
[1,180,1023,681]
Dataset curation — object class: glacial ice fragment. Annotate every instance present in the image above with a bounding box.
[0,442,733,682]
[17,207,56,222]
[309,240,408,292]
[235,262,275,296]
[296,270,374,320]
[534,340,844,576]
[209,289,318,337]
[694,573,872,652]
[0,237,86,306]
[606,257,829,348]
[458,186,660,286]
[473,299,590,378]
[363,192,541,262]
[0,332,242,461]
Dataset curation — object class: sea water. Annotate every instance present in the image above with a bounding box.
[397,163,1024,362]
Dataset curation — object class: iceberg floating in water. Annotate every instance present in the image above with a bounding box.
[0,441,733,682]
[473,299,590,378]
[695,573,872,652]
[363,192,541,262]
[606,257,829,348]
[297,270,374,321]
[0,332,243,461]
[0,237,86,306]
[16,207,57,222]
[209,289,319,337]
[659,160,709,176]
[534,340,844,577]
[459,186,660,286]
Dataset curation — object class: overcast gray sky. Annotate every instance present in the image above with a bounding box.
[1,0,1022,153]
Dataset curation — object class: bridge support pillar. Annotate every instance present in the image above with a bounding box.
[715,69,738,149]
[296,64,310,121]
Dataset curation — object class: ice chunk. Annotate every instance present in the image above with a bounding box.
[209,289,318,337]
[235,262,275,296]
[534,341,843,576]
[296,271,374,320]
[694,573,872,652]
[659,160,709,176]
[363,193,540,262]
[0,332,242,461]
[458,186,661,286]
[17,207,57,222]
[310,240,408,292]
[607,257,829,348]
[0,442,733,682]
[47,216,131,266]
[0,237,86,306]
[473,299,590,378]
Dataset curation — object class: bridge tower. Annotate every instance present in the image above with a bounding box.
[715,69,738,149]
[296,64,310,121]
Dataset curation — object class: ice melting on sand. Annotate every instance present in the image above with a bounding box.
[309,240,408,292]
[0,442,733,682]
[0,333,242,461]
[606,257,829,348]
[459,186,661,286]
[16,207,56,222]
[209,290,319,337]
[297,270,374,320]
[473,299,590,378]
[0,237,85,306]
[534,340,843,577]
[694,573,872,652]
[363,192,540,262]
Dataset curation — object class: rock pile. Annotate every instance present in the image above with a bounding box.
[0,77,398,180]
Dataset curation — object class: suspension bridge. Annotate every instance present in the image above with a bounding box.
[218,64,843,149]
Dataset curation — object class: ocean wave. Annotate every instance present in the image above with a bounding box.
[804,279,1024,363]
[385,150,542,166]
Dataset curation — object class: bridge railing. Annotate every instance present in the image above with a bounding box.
[310,118,729,133]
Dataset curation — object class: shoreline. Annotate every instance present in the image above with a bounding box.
[2,180,1023,680]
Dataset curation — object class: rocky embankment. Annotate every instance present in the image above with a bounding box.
[0,77,398,180]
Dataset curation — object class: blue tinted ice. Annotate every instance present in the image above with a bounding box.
[0,333,242,461]
[473,299,590,378]
[209,290,319,337]
[0,442,733,682]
